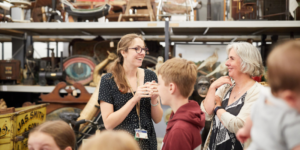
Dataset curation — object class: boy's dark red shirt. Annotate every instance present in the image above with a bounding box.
[161,100,205,150]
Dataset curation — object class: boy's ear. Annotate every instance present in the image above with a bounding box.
[282,90,297,109]
[169,83,176,94]
[64,146,72,150]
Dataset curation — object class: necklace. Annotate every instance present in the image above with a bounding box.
[233,84,249,99]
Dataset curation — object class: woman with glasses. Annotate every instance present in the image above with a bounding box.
[98,34,163,150]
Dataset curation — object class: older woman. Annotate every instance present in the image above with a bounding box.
[201,42,264,150]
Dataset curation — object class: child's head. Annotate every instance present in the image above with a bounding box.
[79,130,140,150]
[28,120,75,150]
[267,39,300,112]
[157,58,197,105]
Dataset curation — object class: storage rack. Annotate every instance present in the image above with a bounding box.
[0,20,299,93]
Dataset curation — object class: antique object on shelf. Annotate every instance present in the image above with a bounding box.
[89,51,117,87]
[262,0,290,20]
[197,75,214,98]
[39,51,65,86]
[61,0,111,22]
[231,0,258,20]
[118,0,156,21]
[0,104,47,150]
[0,2,13,22]
[47,0,63,22]
[39,82,91,114]
[0,99,7,109]
[77,81,101,130]
[9,0,32,22]
[31,0,64,22]
[68,36,105,57]
[23,60,36,85]
[104,0,126,21]
[157,0,198,21]
[207,0,211,20]
[142,55,157,69]
[0,60,21,85]
[46,107,82,121]
[206,61,227,77]
[197,50,218,72]
[243,0,257,5]
[63,55,97,85]
[0,107,15,114]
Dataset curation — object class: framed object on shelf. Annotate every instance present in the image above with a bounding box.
[174,43,228,79]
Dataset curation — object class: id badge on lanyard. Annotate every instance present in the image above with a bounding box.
[135,129,148,139]
[126,70,148,140]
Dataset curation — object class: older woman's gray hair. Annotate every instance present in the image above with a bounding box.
[226,42,264,77]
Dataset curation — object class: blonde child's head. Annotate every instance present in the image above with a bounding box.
[267,39,300,112]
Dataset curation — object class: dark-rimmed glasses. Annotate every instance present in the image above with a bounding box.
[128,46,149,54]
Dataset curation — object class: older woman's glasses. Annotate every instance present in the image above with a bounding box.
[128,46,149,54]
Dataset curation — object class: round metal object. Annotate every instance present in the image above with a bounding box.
[63,55,97,85]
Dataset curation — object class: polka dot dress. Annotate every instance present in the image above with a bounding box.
[98,69,157,150]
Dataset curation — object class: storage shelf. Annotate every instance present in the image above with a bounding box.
[0,85,96,93]
[0,21,299,37]
[0,22,166,36]
[169,21,300,35]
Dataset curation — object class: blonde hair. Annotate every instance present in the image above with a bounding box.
[157,58,197,98]
[110,33,145,93]
[267,39,300,94]
[227,42,264,76]
[29,120,76,150]
[79,130,140,150]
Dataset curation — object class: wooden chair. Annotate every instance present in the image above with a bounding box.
[118,0,155,22]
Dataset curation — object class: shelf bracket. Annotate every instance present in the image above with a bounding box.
[80,30,92,35]
[252,29,266,35]
[231,37,237,42]
[203,27,209,35]
[139,29,145,35]
[192,37,197,42]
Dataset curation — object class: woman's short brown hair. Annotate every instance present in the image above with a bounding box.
[79,130,140,150]
[267,39,300,94]
[157,58,197,98]
[29,120,76,150]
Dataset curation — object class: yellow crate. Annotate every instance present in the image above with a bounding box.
[0,104,47,150]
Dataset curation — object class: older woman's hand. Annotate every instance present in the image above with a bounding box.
[210,76,232,90]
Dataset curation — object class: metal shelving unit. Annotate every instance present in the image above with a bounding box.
[0,21,299,36]
[0,21,299,93]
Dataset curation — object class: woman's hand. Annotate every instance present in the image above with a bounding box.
[133,85,151,103]
[210,76,233,90]
[146,81,159,100]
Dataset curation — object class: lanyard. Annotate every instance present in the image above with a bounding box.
[125,70,141,129]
